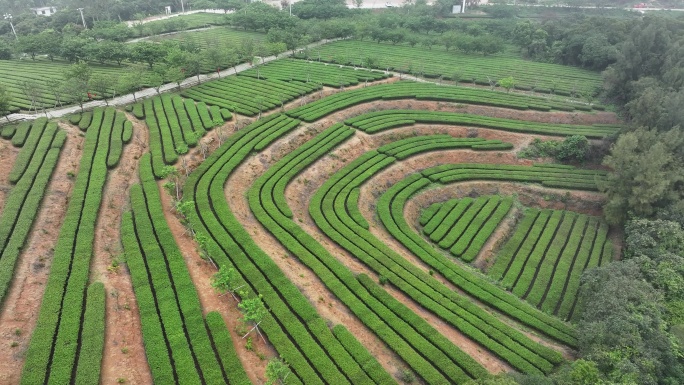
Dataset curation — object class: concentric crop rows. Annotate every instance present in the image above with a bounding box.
[183,114,392,385]
[286,82,608,124]
[299,40,603,97]
[376,165,607,348]
[422,195,514,262]
[345,109,618,138]
[0,118,65,306]
[20,107,131,385]
[173,71,620,382]
[122,153,250,385]
[488,208,613,320]
[312,148,565,375]
[249,125,500,383]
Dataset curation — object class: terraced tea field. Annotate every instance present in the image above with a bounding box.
[300,40,604,98]
[0,55,619,384]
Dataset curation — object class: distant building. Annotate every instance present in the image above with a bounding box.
[31,7,57,16]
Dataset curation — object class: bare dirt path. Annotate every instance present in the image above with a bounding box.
[155,117,279,384]
[0,122,83,385]
[88,112,153,385]
[0,139,19,213]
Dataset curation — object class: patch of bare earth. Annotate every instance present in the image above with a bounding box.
[0,134,18,341]
[0,138,19,211]
[0,122,82,385]
[89,112,153,385]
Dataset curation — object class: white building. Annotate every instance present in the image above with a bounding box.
[31,7,57,16]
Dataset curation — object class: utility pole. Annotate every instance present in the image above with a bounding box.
[3,14,17,39]
[289,2,292,16]
[77,8,87,29]
[462,0,466,13]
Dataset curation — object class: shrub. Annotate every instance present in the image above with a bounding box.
[557,135,589,163]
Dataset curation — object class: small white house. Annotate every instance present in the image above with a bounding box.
[31,7,57,16]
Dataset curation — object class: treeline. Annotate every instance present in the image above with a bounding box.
[466,12,684,385]
[0,0,245,22]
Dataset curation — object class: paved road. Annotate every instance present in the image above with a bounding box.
[2,40,337,123]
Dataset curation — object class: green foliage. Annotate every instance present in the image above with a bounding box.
[211,266,240,294]
[20,108,114,385]
[121,153,229,384]
[556,135,589,163]
[400,369,416,384]
[600,127,684,225]
[0,84,11,119]
[498,76,516,92]
[519,136,589,163]
[576,260,684,385]
[265,358,291,385]
[0,124,64,307]
[239,295,268,326]
[73,283,106,385]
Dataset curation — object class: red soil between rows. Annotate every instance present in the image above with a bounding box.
[0,81,621,384]
[0,122,83,384]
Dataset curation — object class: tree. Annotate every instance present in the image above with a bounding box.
[599,127,684,224]
[576,260,684,385]
[291,0,349,20]
[556,135,589,163]
[0,85,12,122]
[148,71,165,96]
[117,70,145,102]
[132,13,146,36]
[64,61,93,90]
[211,266,243,300]
[16,34,41,60]
[498,76,516,93]
[0,39,12,60]
[267,42,287,59]
[204,46,227,76]
[62,81,87,113]
[36,30,62,61]
[239,295,268,340]
[20,80,42,113]
[130,42,168,69]
[441,31,458,52]
[265,358,291,385]
[475,35,505,56]
[59,37,90,63]
[579,35,617,70]
[90,74,115,105]
[185,56,203,84]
